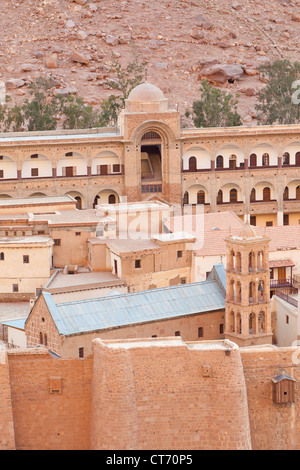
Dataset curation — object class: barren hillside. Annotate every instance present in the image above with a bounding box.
[0,0,300,126]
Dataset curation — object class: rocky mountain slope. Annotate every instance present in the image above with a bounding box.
[1,0,300,126]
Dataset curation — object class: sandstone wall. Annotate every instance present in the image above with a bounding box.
[90,338,252,450]
[6,349,93,450]
[0,350,15,450]
[241,346,300,450]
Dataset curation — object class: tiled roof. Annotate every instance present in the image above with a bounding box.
[269,259,295,268]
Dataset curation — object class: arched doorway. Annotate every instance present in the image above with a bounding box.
[140,131,162,182]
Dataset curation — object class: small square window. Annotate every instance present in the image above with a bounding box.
[75,232,81,236]
[13,284,19,293]
[180,278,186,284]
[54,239,61,246]
[23,255,29,264]
[31,168,39,177]
[135,259,141,269]
[177,250,183,259]
[175,331,180,337]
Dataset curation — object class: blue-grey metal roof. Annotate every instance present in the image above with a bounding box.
[1,318,26,330]
[42,267,226,336]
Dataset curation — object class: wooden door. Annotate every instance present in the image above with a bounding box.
[278,267,286,282]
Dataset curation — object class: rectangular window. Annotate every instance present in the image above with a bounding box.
[79,347,84,358]
[180,278,186,284]
[13,284,19,293]
[219,324,224,335]
[286,315,289,325]
[198,327,204,338]
[0,170,4,178]
[54,239,61,246]
[250,216,256,226]
[75,232,81,236]
[283,214,289,226]
[266,221,273,227]
[23,255,29,264]
[112,164,121,173]
[31,168,39,177]
[135,259,141,269]
[177,250,183,259]
[175,331,181,337]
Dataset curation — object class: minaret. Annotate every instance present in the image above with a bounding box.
[224,222,273,347]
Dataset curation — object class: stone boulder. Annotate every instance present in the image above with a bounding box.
[199,64,245,84]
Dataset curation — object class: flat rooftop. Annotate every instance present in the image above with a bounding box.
[0,195,76,207]
[44,270,125,291]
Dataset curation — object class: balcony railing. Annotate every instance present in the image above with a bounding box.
[275,289,298,308]
[270,278,293,289]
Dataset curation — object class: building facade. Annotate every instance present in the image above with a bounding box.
[0,83,300,227]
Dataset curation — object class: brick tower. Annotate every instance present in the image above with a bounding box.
[224,222,273,347]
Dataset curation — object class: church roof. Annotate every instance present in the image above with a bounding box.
[37,264,226,336]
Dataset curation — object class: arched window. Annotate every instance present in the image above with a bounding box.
[250,153,257,167]
[296,152,300,167]
[263,187,271,202]
[75,196,82,210]
[197,190,205,205]
[258,311,265,333]
[183,191,189,205]
[249,252,254,272]
[229,311,235,333]
[217,189,223,204]
[108,194,116,204]
[229,155,237,170]
[283,186,289,201]
[236,282,242,303]
[250,188,256,202]
[296,186,300,200]
[188,156,197,172]
[262,153,269,166]
[216,155,223,169]
[236,313,242,334]
[39,332,43,345]
[44,334,48,347]
[236,252,242,272]
[249,313,256,335]
[229,188,238,203]
[0,252,4,261]
[249,282,255,303]
[282,152,290,165]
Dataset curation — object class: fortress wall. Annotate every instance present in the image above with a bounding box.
[90,338,252,450]
[7,349,93,450]
[0,350,15,450]
[241,346,300,450]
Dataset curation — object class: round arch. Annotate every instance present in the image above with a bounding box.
[92,151,122,176]
[249,143,278,167]
[215,144,245,169]
[183,183,210,205]
[65,191,86,210]
[182,146,211,171]
[0,155,18,179]
[21,154,52,178]
[93,189,120,208]
[57,152,87,177]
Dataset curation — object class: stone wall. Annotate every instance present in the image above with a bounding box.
[1,339,300,450]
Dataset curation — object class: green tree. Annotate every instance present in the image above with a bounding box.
[99,95,121,126]
[60,95,104,129]
[188,80,242,128]
[22,77,59,131]
[105,55,147,106]
[5,104,24,132]
[255,60,300,125]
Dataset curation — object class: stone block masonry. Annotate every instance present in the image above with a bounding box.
[1,339,300,450]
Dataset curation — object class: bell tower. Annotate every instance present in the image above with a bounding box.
[224,222,273,347]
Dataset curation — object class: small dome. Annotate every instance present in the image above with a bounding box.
[238,222,258,239]
[127,83,166,102]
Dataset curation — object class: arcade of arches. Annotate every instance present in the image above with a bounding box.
[0,82,300,225]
